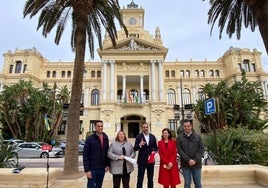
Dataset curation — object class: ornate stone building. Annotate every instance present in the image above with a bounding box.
[1,2,268,140]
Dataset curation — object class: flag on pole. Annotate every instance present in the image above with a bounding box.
[134,91,138,103]
[44,113,50,131]
[128,91,133,103]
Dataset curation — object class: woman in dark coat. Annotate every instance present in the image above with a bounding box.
[158,128,181,188]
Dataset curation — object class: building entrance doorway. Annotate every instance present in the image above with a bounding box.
[128,122,140,138]
[121,115,146,138]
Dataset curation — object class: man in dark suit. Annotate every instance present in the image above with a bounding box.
[83,120,110,188]
[134,122,158,188]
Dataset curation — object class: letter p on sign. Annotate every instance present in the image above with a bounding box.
[205,98,216,115]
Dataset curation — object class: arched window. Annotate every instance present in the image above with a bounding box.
[215,70,220,77]
[195,70,199,77]
[182,88,191,105]
[200,70,205,77]
[167,88,176,105]
[198,88,205,100]
[209,70,214,77]
[91,89,100,105]
[185,70,190,77]
[15,61,22,73]
[180,70,184,77]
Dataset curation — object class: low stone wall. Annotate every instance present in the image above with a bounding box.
[0,165,267,188]
[202,165,268,187]
[254,165,268,187]
[0,168,61,188]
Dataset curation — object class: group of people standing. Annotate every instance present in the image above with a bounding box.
[83,119,204,188]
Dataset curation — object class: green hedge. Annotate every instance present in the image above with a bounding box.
[234,128,268,165]
[204,128,268,166]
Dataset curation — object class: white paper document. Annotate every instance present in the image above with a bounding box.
[124,156,137,165]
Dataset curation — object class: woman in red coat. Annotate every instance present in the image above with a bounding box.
[158,128,181,188]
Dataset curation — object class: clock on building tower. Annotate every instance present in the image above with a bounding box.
[129,17,137,25]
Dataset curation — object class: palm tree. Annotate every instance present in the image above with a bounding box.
[226,72,267,128]
[207,0,268,54]
[0,80,35,139]
[23,0,127,175]
[0,80,65,141]
[195,72,267,130]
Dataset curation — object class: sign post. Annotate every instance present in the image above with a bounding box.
[41,145,52,188]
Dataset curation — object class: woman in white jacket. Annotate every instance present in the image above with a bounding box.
[108,130,136,188]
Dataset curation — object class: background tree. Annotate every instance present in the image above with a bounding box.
[0,80,69,142]
[207,0,268,55]
[226,73,267,129]
[195,81,231,131]
[194,72,267,131]
[23,0,127,175]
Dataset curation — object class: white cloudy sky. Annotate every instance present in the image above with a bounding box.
[1,0,267,71]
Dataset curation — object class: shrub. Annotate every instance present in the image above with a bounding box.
[234,127,268,166]
[204,130,241,165]
[0,143,18,168]
[204,128,268,166]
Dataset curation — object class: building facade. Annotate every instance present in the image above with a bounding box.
[1,2,268,140]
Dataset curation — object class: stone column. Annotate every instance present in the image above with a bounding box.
[85,87,90,108]
[140,75,144,103]
[110,60,115,101]
[122,75,126,102]
[262,80,268,99]
[151,60,156,101]
[102,60,107,100]
[158,60,164,101]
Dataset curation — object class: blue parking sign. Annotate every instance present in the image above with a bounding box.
[205,98,216,115]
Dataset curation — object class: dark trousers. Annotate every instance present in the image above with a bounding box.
[136,164,154,188]
[113,173,130,188]
[87,169,105,188]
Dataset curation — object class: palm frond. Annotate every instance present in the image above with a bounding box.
[55,8,72,44]
[208,0,257,39]
[23,0,49,18]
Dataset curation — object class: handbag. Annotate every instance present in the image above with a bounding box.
[148,151,157,164]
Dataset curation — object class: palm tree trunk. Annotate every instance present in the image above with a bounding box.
[251,0,268,54]
[63,10,87,175]
[51,113,63,138]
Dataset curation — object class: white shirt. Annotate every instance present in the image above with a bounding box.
[143,133,149,145]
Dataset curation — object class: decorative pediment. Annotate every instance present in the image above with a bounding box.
[103,37,166,51]
[120,38,158,51]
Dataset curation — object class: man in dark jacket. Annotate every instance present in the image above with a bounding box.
[134,122,158,188]
[83,120,110,188]
[176,119,204,188]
